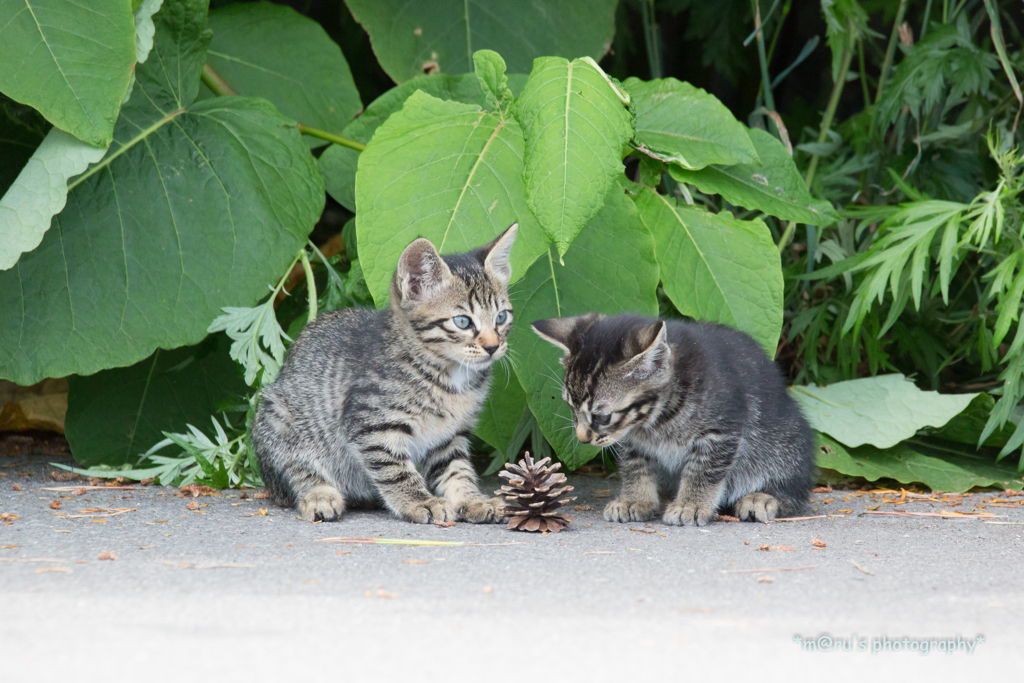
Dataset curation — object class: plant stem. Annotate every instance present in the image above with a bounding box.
[640,0,662,80]
[753,0,776,113]
[765,0,791,66]
[296,123,366,151]
[790,21,855,257]
[874,0,908,104]
[858,37,870,107]
[777,221,796,252]
[202,62,366,152]
[300,250,317,322]
[804,23,855,191]
[921,0,934,38]
[201,63,238,97]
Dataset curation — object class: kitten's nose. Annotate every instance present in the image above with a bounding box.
[576,424,592,443]
[483,344,499,356]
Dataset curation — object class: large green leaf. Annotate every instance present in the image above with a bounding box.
[0,129,106,271]
[0,0,163,271]
[475,361,528,453]
[0,0,325,385]
[204,2,362,148]
[319,72,526,213]
[625,77,758,170]
[816,434,1023,493]
[344,0,617,83]
[669,127,840,226]
[515,56,633,258]
[65,335,247,466]
[926,393,1017,449]
[791,375,977,449]
[0,99,46,196]
[355,90,548,306]
[634,188,782,356]
[0,0,136,147]
[510,188,660,469]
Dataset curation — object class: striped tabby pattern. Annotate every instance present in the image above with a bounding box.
[532,313,814,526]
[252,225,518,523]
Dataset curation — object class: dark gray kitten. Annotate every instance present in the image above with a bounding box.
[532,313,814,525]
[252,225,518,523]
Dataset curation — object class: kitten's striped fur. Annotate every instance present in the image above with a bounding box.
[252,225,518,523]
[532,313,814,526]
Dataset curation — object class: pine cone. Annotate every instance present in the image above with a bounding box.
[495,452,576,533]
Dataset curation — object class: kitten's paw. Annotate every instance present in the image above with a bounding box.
[459,497,506,523]
[297,485,345,522]
[400,497,457,524]
[663,500,714,526]
[604,498,659,523]
[735,492,780,522]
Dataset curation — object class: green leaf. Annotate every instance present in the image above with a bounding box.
[319,72,525,212]
[204,2,362,148]
[876,20,999,129]
[0,0,136,146]
[65,335,248,467]
[510,188,660,469]
[515,56,634,258]
[474,50,514,119]
[0,129,106,270]
[821,0,876,82]
[0,0,163,271]
[474,361,528,453]
[669,127,840,226]
[344,0,617,83]
[625,77,758,170]
[634,189,783,356]
[0,0,325,385]
[816,433,1023,493]
[207,297,291,387]
[926,393,1017,449]
[841,200,965,335]
[791,374,978,449]
[355,90,549,306]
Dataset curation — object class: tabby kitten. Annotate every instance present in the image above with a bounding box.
[532,313,814,525]
[252,225,518,523]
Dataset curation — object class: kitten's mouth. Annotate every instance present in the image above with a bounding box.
[590,432,625,447]
[464,346,505,364]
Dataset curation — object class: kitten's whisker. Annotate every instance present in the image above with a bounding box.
[497,357,512,388]
[539,370,565,389]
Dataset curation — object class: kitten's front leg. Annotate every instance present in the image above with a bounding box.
[423,432,506,523]
[663,434,735,527]
[604,449,660,523]
[360,441,456,524]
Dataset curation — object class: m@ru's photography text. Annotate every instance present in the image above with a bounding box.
[793,634,985,655]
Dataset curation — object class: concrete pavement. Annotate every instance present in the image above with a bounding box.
[2,452,1022,680]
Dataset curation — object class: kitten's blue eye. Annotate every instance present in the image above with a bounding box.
[592,413,612,427]
[453,316,472,330]
[495,311,509,325]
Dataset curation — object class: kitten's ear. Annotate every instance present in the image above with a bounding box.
[531,313,603,355]
[483,222,518,285]
[623,321,671,379]
[397,238,452,302]
[531,317,574,354]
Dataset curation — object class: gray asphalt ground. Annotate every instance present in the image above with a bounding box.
[2,451,1023,681]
